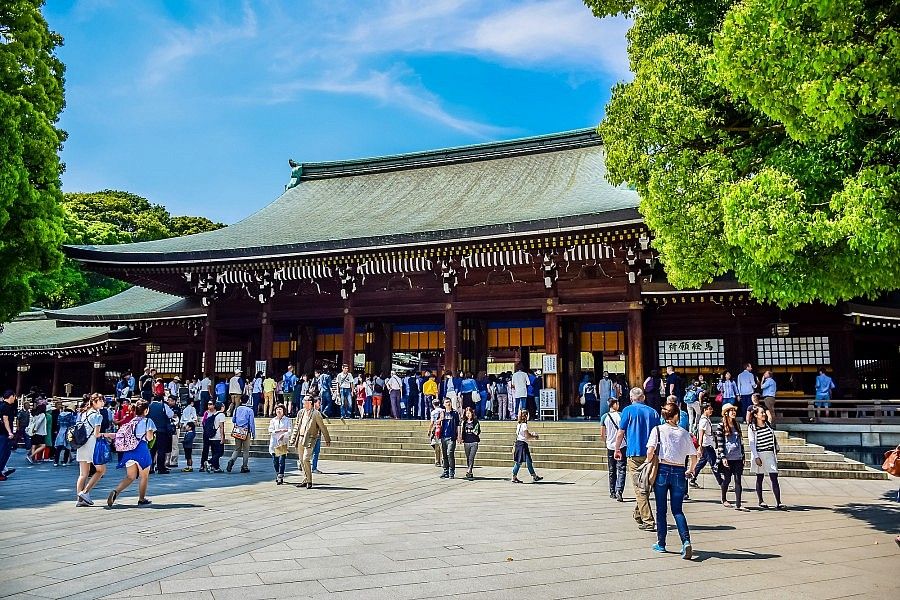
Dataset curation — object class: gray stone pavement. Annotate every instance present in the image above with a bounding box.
[0,450,897,600]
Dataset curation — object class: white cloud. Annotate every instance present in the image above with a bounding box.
[141,2,258,88]
[271,66,515,139]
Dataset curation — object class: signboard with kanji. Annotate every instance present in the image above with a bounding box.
[660,339,718,353]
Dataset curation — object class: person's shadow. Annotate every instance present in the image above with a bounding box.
[694,549,780,562]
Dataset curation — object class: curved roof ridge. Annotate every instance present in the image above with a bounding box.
[297,128,600,180]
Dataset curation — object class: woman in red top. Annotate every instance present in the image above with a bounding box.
[152,378,165,400]
[114,399,134,427]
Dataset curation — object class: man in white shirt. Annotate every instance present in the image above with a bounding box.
[228,370,244,417]
[599,398,626,501]
[167,377,181,400]
[387,370,403,419]
[197,374,212,405]
[511,365,530,416]
[335,364,354,419]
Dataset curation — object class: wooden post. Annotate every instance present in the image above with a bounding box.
[15,368,24,397]
[544,309,560,398]
[51,359,61,397]
[260,304,274,376]
[444,307,458,373]
[203,318,217,379]
[342,311,356,371]
[91,362,101,394]
[627,308,644,389]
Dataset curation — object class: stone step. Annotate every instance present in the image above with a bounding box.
[241,451,886,479]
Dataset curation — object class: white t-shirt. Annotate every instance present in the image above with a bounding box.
[698,416,714,447]
[602,411,623,451]
[511,371,530,399]
[199,377,212,393]
[516,422,530,442]
[181,405,198,425]
[212,412,227,442]
[648,424,696,464]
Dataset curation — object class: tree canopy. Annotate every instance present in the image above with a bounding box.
[584,0,900,306]
[0,0,67,323]
[29,190,224,309]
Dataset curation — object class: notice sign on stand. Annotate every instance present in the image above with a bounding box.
[255,360,267,376]
[539,388,557,421]
[542,354,558,374]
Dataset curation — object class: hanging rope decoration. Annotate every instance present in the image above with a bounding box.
[541,251,559,289]
[439,258,458,294]
[336,265,357,300]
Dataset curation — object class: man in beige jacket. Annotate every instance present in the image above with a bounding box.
[290,397,330,488]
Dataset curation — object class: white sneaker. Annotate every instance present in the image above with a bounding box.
[77,491,94,506]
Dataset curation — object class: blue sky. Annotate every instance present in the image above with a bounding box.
[46,0,631,223]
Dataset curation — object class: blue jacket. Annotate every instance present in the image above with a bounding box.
[439,377,463,399]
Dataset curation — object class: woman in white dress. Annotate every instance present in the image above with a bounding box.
[75,394,115,507]
[268,404,292,485]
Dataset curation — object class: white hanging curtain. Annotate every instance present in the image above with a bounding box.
[357,256,432,276]
[564,243,614,262]
[274,264,333,281]
[461,249,532,269]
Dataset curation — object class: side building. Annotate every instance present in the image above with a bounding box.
[3,129,898,410]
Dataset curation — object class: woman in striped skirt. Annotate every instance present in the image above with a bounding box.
[748,405,786,510]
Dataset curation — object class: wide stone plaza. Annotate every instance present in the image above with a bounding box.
[0,451,897,600]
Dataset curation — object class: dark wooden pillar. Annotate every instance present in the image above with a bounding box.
[297,325,316,375]
[377,322,392,377]
[627,307,644,390]
[15,368,24,396]
[51,359,61,397]
[444,307,458,374]
[544,310,560,399]
[260,304,274,376]
[342,311,356,372]
[833,323,858,399]
[203,317,217,379]
[91,362,101,394]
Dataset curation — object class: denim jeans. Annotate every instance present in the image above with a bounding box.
[512,454,535,477]
[515,397,527,414]
[320,391,332,418]
[339,388,353,418]
[209,440,224,469]
[694,446,723,486]
[0,435,12,473]
[312,436,321,471]
[606,449,626,495]
[440,438,456,475]
[654,463,691,548]
[272,453,286,475]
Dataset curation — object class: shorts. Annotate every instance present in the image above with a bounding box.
[750,450,778,474]
[372,395,382,407]
[814,395,830,408]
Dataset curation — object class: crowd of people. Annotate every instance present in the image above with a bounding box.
[0,360,845,559]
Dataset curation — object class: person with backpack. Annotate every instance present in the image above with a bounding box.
[75,394,115,507]
[579,374,597,420]
[282,366,298,416]
[689,403,722,489]
[24,403,48,464]
[198,399,216,472]
[54,404,76,466]
[683,380,701,433]
[715,403,747,510]
[648,403,699,559]
[107,399,156,507]
[600,398,626,501]
[206,402,226,473]
[372,374,385,419]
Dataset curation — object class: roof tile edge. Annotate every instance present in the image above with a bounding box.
[298,128,601,181]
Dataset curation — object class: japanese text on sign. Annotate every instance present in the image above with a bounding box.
[661,339,718,353]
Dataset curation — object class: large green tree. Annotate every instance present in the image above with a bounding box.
[0,0,66,323]
[585,0,900,306]
[29,190,224,309]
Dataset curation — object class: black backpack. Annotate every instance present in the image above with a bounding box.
[203,413,218,439]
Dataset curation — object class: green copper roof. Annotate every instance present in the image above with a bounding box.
[0,313,133,354]
[66,129,640,266]
[44,286,203,324]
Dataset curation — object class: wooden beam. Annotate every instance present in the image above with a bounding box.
[627,309,644,388]
[341,311,355,370]
[544,301,640,316]
[444,308,458,373]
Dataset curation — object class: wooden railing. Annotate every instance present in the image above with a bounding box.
[774,397,900,424]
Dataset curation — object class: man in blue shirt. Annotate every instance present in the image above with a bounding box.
[226,396,256,473]
[760,370,777,421]
[814,367,835,416]
[614,387,659,531]
[737,363,758,419]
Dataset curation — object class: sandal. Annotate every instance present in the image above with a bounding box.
[776,504,787,511]
[721,501,733,508]
[758,502,769,510]
[511,477,523,483]
[106,490,118,508]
